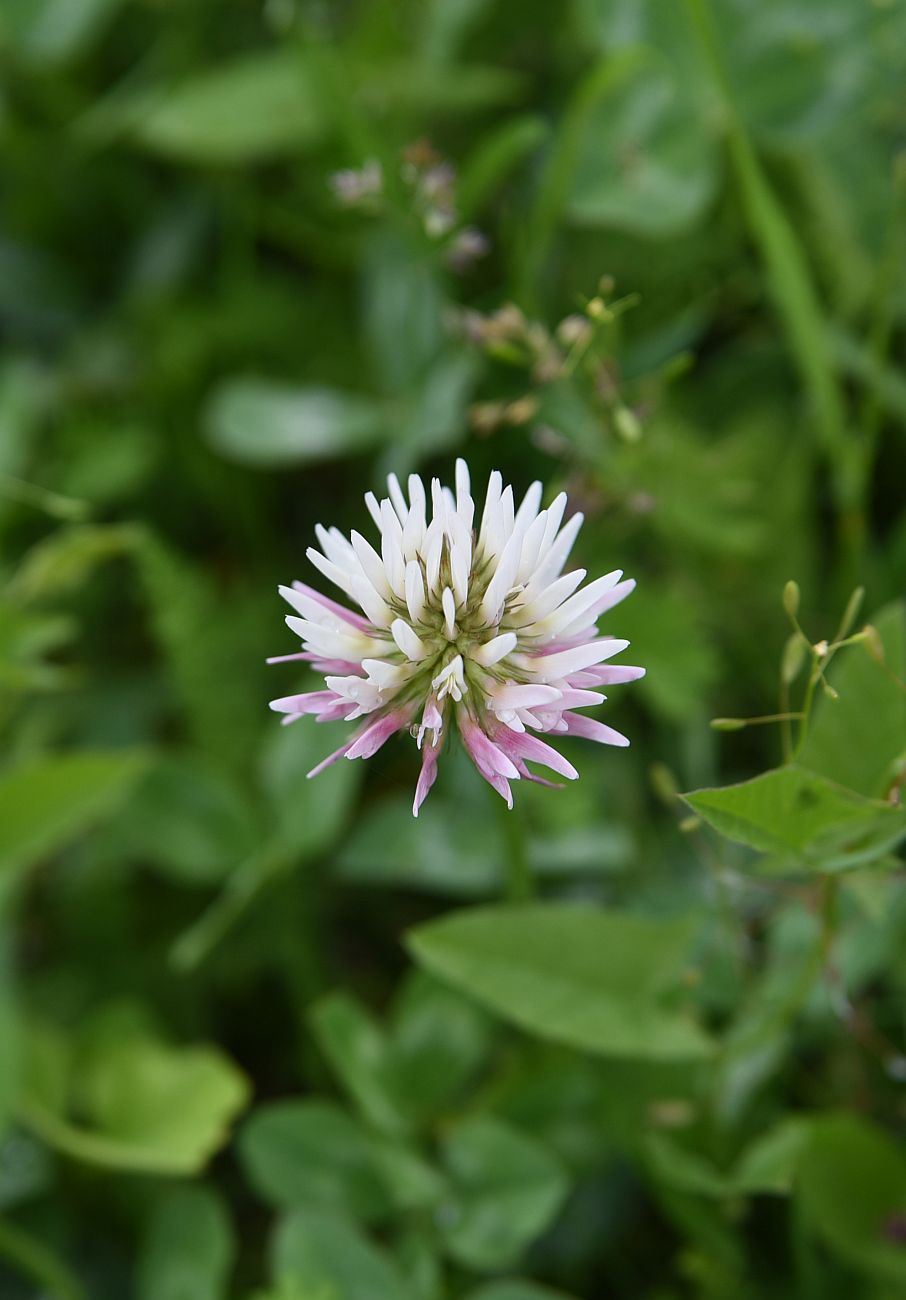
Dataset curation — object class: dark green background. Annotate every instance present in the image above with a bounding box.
[2,1,906,1297]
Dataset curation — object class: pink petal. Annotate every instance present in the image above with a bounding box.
[345,710,409,761]
[562,711,630,747]
[413,737,443,817]
[576,664,646,686]
[497,730,579,780]
[269,690,341,716]
[459,714,520,780]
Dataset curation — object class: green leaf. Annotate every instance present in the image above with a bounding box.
[9,522,138,602]
[463,1285,578,1300]
[240,1101,398,1221]
[272,1208,415,1300]
[732,1116,809,1196]
[407,904,712,1060]
[138,1186,235,1300]
[0,750,149,885]
[309,994,410,1136]
[131,53,326,164]
[390,972,492,1121]
[337,795,504,896]
[457,115,550,220]
[204,380,387,468]
[569,56,718,236]
[21,1022,249,1175]
[683,765,906,871]
[797,1114,906,1282]
[0,0,124,65]
[362,230,445,393]
[799,601,906,798]
[260,723,361,860]
[106,756,261,885]
[437,1117,568,1271]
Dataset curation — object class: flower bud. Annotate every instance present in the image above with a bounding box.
[782,580,800,618]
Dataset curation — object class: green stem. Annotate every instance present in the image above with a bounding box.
[169,845,288,971]
[792,659,821,761]
[858,154,906,453]
[492,791,533,901]
[0,1218,87,1300]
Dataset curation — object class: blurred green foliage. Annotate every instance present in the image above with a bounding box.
[1,0,906,1296]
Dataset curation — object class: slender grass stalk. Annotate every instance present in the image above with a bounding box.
[684,0,860,563]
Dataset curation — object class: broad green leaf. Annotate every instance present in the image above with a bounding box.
[131,53,326,163]
[260,723,361,860]
[683,765,906,871]
[21,1022,249,1175]
[239,1101,434,1222]
[0,750,149,884]
[362,230,445,393]
[644,1132,729,1198]
[391,972,492,1120]
[390,350,479,468]
[438,1117,568,1270]
[107,756,261,885]
[798,601,906,798]
[204,380,387,468]
[569,57,718,236]
[309,994,410,1136]
[645,1118,809,1201]
[337,795,503,896]
[272,1208,415,1300]
[138,1186,235,1300]
[407,904,712,1060]
[797,1114,906,1282]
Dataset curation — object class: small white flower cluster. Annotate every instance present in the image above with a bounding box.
[270,461,643,814]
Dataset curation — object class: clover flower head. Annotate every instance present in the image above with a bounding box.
[270,461,644,815]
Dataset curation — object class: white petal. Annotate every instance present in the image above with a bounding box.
[442,586,456,639]
[514,480,542,532]
[351,530,393,600]
[489,682,562,711]
[405,561,426,622]
[532,570,622,639]
[472,632,517,666]
[362,657,410,689]
[423,521,443,593]
[513,569,586,626]
[531,639,630,681]
[387,472,408,523]
[536,511,583,583]
[477,470,502,555]
[455,458,474,528]
[391,618,428,661]
[364,491,382,530]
